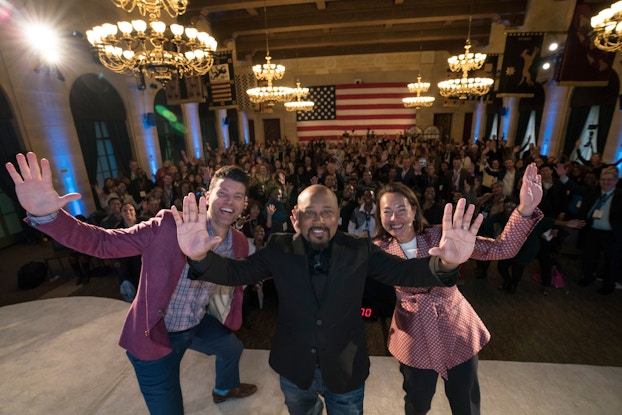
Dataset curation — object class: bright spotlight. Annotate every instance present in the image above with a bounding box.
[27,24,61,64]
[548,42,558,52]
[542,62,551,70]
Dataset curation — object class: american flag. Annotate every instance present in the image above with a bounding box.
[296,83,417,140]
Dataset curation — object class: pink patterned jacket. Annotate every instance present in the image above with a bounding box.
[375,208,542,378]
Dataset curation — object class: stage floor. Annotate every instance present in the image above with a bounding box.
[1,297,620,415]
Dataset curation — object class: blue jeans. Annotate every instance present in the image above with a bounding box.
[280,367,365,415]
[127,314,244,415]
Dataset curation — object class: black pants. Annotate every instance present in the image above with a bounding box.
[400,356,481,415]
[582,227,615,289]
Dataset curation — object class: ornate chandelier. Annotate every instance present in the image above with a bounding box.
[403,74,435,109]
[246,4,294,104]
[591,1,622,52]
[285,81,314,112]
[86,1,216,85]
[437,16,493,99]
[437,76,494,99]
[111,0,188,20]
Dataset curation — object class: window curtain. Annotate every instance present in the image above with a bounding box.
[563,106,590,158]
[227,108,239,146]
[484,97,503,140]
[0,120,26,203]
[199,102,218,150]
[516,83,544,148]
[72,120,98,185]
[597,103,615,153]
[107,120,133,178]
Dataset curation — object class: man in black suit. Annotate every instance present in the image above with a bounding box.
[558,165,622,295]
[173,185,482,414]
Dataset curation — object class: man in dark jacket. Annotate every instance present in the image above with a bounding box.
[172,185,482,414]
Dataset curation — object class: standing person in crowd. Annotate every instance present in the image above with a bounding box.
[473,181,507,279]
[557,164,622,294]
[115,202,143,302]
[374,163,542,415]
[348,188,377,237]
[5,153,257,415]
[338,184,357,232]
[443,156,469,202]
[129,167,155,204]
[173,183,482,415]
[421,186,444,225]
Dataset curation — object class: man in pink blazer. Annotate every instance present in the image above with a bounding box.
[6,153,257,415]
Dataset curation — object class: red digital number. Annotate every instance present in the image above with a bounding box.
[361,307,373,318]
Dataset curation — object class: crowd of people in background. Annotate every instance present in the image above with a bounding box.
[86,133,621,299]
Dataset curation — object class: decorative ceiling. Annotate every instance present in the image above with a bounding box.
[184,0,530,62]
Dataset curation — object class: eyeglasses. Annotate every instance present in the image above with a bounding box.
[302,210,335,219]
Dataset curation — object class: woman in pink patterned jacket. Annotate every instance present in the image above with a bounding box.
[373,163,543,415]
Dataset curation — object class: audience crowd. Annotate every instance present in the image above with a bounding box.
[87,134,622,297]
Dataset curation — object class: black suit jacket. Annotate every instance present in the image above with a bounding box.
[578,188,622,237]
[189,232,458,393]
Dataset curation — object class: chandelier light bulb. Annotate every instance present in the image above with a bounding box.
[591,1,622,52]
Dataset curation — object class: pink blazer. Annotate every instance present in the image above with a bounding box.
[375,208,542,378]
[32,209,248,360]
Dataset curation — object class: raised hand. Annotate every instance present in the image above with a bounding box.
[429,198,482,270]
[171,193,220,261]
[5,152,81,216]
[517,162,543,216]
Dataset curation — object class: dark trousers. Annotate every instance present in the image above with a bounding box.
[400,356,480,415]
[582,227,615,289]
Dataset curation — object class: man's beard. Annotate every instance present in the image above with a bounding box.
[306,227,331,251]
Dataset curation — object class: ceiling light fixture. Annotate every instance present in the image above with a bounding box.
[111,0,187,20]
[246,4,294,105]
[591,1,622,52]
[438,15,493,99]
[402,74,435,109]
[86,0,216,85]
[285,81,314,112]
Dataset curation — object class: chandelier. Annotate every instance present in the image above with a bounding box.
[86,1,216,85]
[437,16,493,98]
[285,81,315,112]
[111,0,187,20]
[246,4,294,104]
[437,76,494,99]
[591,1,622,52]
[403,74,435,109]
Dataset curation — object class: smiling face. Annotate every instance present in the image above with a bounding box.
[207,178,246,230]
[297,185,339,250]
[379,192,415,243]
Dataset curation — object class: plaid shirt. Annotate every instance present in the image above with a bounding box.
[164,221,234,332]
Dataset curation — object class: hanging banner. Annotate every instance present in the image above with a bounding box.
[557,2,615,86]
[208,50,237,110]
[497,32,543,97]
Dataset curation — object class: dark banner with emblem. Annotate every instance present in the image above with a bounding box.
[557,2,615,86]
[208,51,237,109]
[498,33,543,97]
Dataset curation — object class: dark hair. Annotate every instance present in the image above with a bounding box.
[209,166,250,192]
[373,182,430,240]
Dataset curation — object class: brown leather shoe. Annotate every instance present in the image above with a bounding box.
[212,383,257,403]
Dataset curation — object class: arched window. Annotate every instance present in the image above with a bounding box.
[69,74,132,208]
